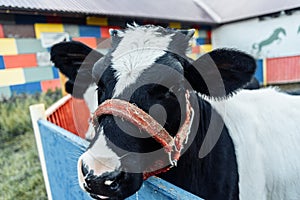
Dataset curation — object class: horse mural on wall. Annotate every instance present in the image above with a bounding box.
[252,27,286,56]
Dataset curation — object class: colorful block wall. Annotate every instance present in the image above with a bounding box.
[0,13,212,99]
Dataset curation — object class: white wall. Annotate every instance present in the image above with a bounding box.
[212,11,300,59]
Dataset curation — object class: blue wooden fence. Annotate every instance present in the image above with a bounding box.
[37,119,202,200]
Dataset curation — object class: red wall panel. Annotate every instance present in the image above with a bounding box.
[0,24,4,38]
[3,54,37,69]
[266,56,300,84]
[41,79,61,92]
[72,37,97,49]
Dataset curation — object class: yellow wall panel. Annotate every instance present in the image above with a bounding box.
[169,22,181,29]
[263,59,267,86]
[59,72,67,96]
[34,23,64,38]
[0,68,25,86]
[187,53,198,60]
[193,30,199,38]
[86,17,108,26]
[0,38,18,55]
[200,44,213,53]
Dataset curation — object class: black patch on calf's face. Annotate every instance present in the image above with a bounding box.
[96,69,117,104]
[86,169,143,199]
[88,51,188,194]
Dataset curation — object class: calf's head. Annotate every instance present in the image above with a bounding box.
[76,24,256,199]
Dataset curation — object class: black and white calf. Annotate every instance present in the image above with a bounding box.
[51,24,300,200]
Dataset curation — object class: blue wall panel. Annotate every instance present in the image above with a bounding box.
[0,56,4,69]
[255,59,264,85]
[196,38,206,45]
[52,67,60,79]
[10,82,42,94]
[79,25,101,38]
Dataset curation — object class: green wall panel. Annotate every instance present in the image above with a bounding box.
[23,66,53,82]
[0,86,11,100]
[16,39,46,54]
[64,24,80,37]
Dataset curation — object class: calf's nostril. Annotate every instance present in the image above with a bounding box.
[81,162,89,176]
[104,171,124,191]
[83,183,92,192]
[104,179,119,191]
[109,181,119,191]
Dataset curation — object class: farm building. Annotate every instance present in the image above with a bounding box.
[209,0,300,85]
[0,0,300,99]
[0,0,213,99]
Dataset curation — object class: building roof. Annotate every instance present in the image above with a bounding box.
[194,0,300,23]
[0,0,300,24]
[0,0,215,24]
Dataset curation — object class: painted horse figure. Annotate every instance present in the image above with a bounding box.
[51,24,300,200]
[252,27,286,53]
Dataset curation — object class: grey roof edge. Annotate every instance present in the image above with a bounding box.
[0,7,217,25]
[0,0,217,25]
[2,0,300,25]
[193,0,300,24]
[193,0,221,23]
[221,5,300,24]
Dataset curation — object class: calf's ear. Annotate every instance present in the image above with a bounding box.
[184,48,257,98]
[50,41,103,98]
[109,29,124,48]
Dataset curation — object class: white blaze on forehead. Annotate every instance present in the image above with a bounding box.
[111,26,173,97]
[83,83,98,113]
[82,83,97,140]
[79,127,121,175]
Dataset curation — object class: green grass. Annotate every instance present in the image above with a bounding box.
[0,90,62,200]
